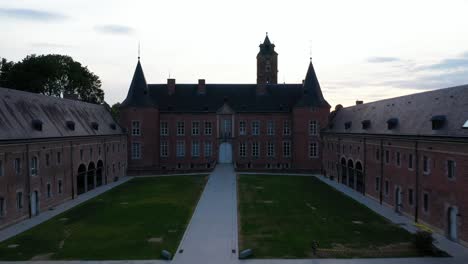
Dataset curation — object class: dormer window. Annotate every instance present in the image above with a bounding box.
[32,119,43,131]
[344,122,352,130]
[361,120,371,130]
[431,115,446,130]
[66,121,75,130]
[110,123,117,130]
[462,120,468,129]
[91,122,99,130]
[387,118,398,130]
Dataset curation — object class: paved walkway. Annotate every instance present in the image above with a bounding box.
[172,163,238,264]
[0,176,133,243]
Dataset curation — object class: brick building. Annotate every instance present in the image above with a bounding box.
[119,34,331,174]
[322,86,468,245]
[0,88,126,229]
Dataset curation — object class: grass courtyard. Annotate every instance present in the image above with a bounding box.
[238,174,433,258]
[0,175,207,260]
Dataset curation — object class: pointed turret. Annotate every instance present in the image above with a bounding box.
[258,32,277,56]
[257,33,278,84]
[121,60,154,108]
[296,59,330,107]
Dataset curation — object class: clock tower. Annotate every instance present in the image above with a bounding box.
[257,33,278,85]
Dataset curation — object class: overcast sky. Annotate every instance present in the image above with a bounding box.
[1,0,468,107]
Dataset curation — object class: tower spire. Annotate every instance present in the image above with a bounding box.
[138,41,141,60]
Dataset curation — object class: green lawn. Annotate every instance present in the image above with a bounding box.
[238,175,426,258]
[0,175,207,260]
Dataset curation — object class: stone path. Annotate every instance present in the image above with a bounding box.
[172,163,238,264]
[0,177,133,243]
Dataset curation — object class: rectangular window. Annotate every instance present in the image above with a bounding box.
[57,152,61,165]
[423,193,429,212]
[16,192,23,209]
[131,142,141,160]
[385,150,390,164]
[160,121,168,136]
[283,141,291,157]
[267,142,275,157]
[47,183,51,198]
[375,177,380,192]
[283,120,291,135]
[0,160,3,176]
[204,121,212,135]
[45,154,50,167]
[252,121,260,136]
[204,141,212,157]
[58,180,63,194]
[132,121,141,136]
[30,157,38,176]
[0,197,4,216]
[239,143,246,157]
[176,140,185,157]
[239,121,246,135]
[309,120,318,135]
[14,158,21,175]
[408,188,414,206]
[177,121,185,136]
[447,160,455,179]
[309,142,318,158]
[267,121,275,135]
[192,121,200,135]
[423,156,429,174]
[192,141,200,157]
[408,154,413,169]
[396,152,401,166]
[385,180,389,195]
[252,142,259,157]
[160,141,168,157]
[376,149,380,161]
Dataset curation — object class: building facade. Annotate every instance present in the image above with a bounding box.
[119,35,331,175]
[322,86,468,245]
[0,88,126,229]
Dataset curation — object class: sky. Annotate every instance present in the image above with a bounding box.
[1,0,468,107]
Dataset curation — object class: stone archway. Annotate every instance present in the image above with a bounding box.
[77,164,86,195]
[87,162,96,191]
[355,162,364,193]
[341,158,347,185]
[347,159,354,189]
[96,160,103,187]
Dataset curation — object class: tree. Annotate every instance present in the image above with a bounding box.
[0,54,104,104]
[110,102,121,120]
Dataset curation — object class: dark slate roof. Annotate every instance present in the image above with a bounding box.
[120,60,154,108]
[296,61,330,108]
[326,85,468,138]
[148,83,304,113]
[0,87,123,141]
[258,34,277,56]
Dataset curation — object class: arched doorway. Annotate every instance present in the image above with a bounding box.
[341,158,347,185]
[87,162,96,191]
[218,142,233,163]
[77,164,86,195]
[448,206,458,241]
[395,187,402,213]
[347,160,354,189]
[355,162,364,193]
[31,190,39,216]
[96,160,103,187]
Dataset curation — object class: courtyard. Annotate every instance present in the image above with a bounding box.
[238,174,444,258]
[0,175,207,261]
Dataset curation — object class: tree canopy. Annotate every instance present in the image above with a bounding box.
[0,54,104,104]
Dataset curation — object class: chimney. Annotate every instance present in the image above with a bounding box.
[198,79,206,94]
[63,91,79,101]
[167,79,176,95]
[356,100,364,105]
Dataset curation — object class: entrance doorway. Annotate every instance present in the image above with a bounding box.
[448,206,458,241]
[218,142,233,163]
[31,190,39,216]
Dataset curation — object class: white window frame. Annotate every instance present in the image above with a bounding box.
[267,121,275,136]
[309,142,318,158]
[160,121,168,136]
[267,142,275,157]
[177,121,185,136]
[30,156,38,176]
[176,140,185,157]
[283,120,291,135]
[239,121,246,135]
[252,142,259,157]
[131,142,141,160]
[204,141,212,157]
[283,141,291,157]
[192,121,200,136]
[192,141,200,157]
[204,121,212,135]
[309,120,318,136]
[252,121,260,136]
[239,143,246,157]
[131,120,141,136]
[160,141,169,157]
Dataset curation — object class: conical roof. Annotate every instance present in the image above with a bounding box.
[121,60,154,108]
[296,60,330,108]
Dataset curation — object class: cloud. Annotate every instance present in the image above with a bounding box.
[94,24,135,35]
[418,55,468,71]
[31,42,73,48]
[367,57,400,63]
[0,8,67,21]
